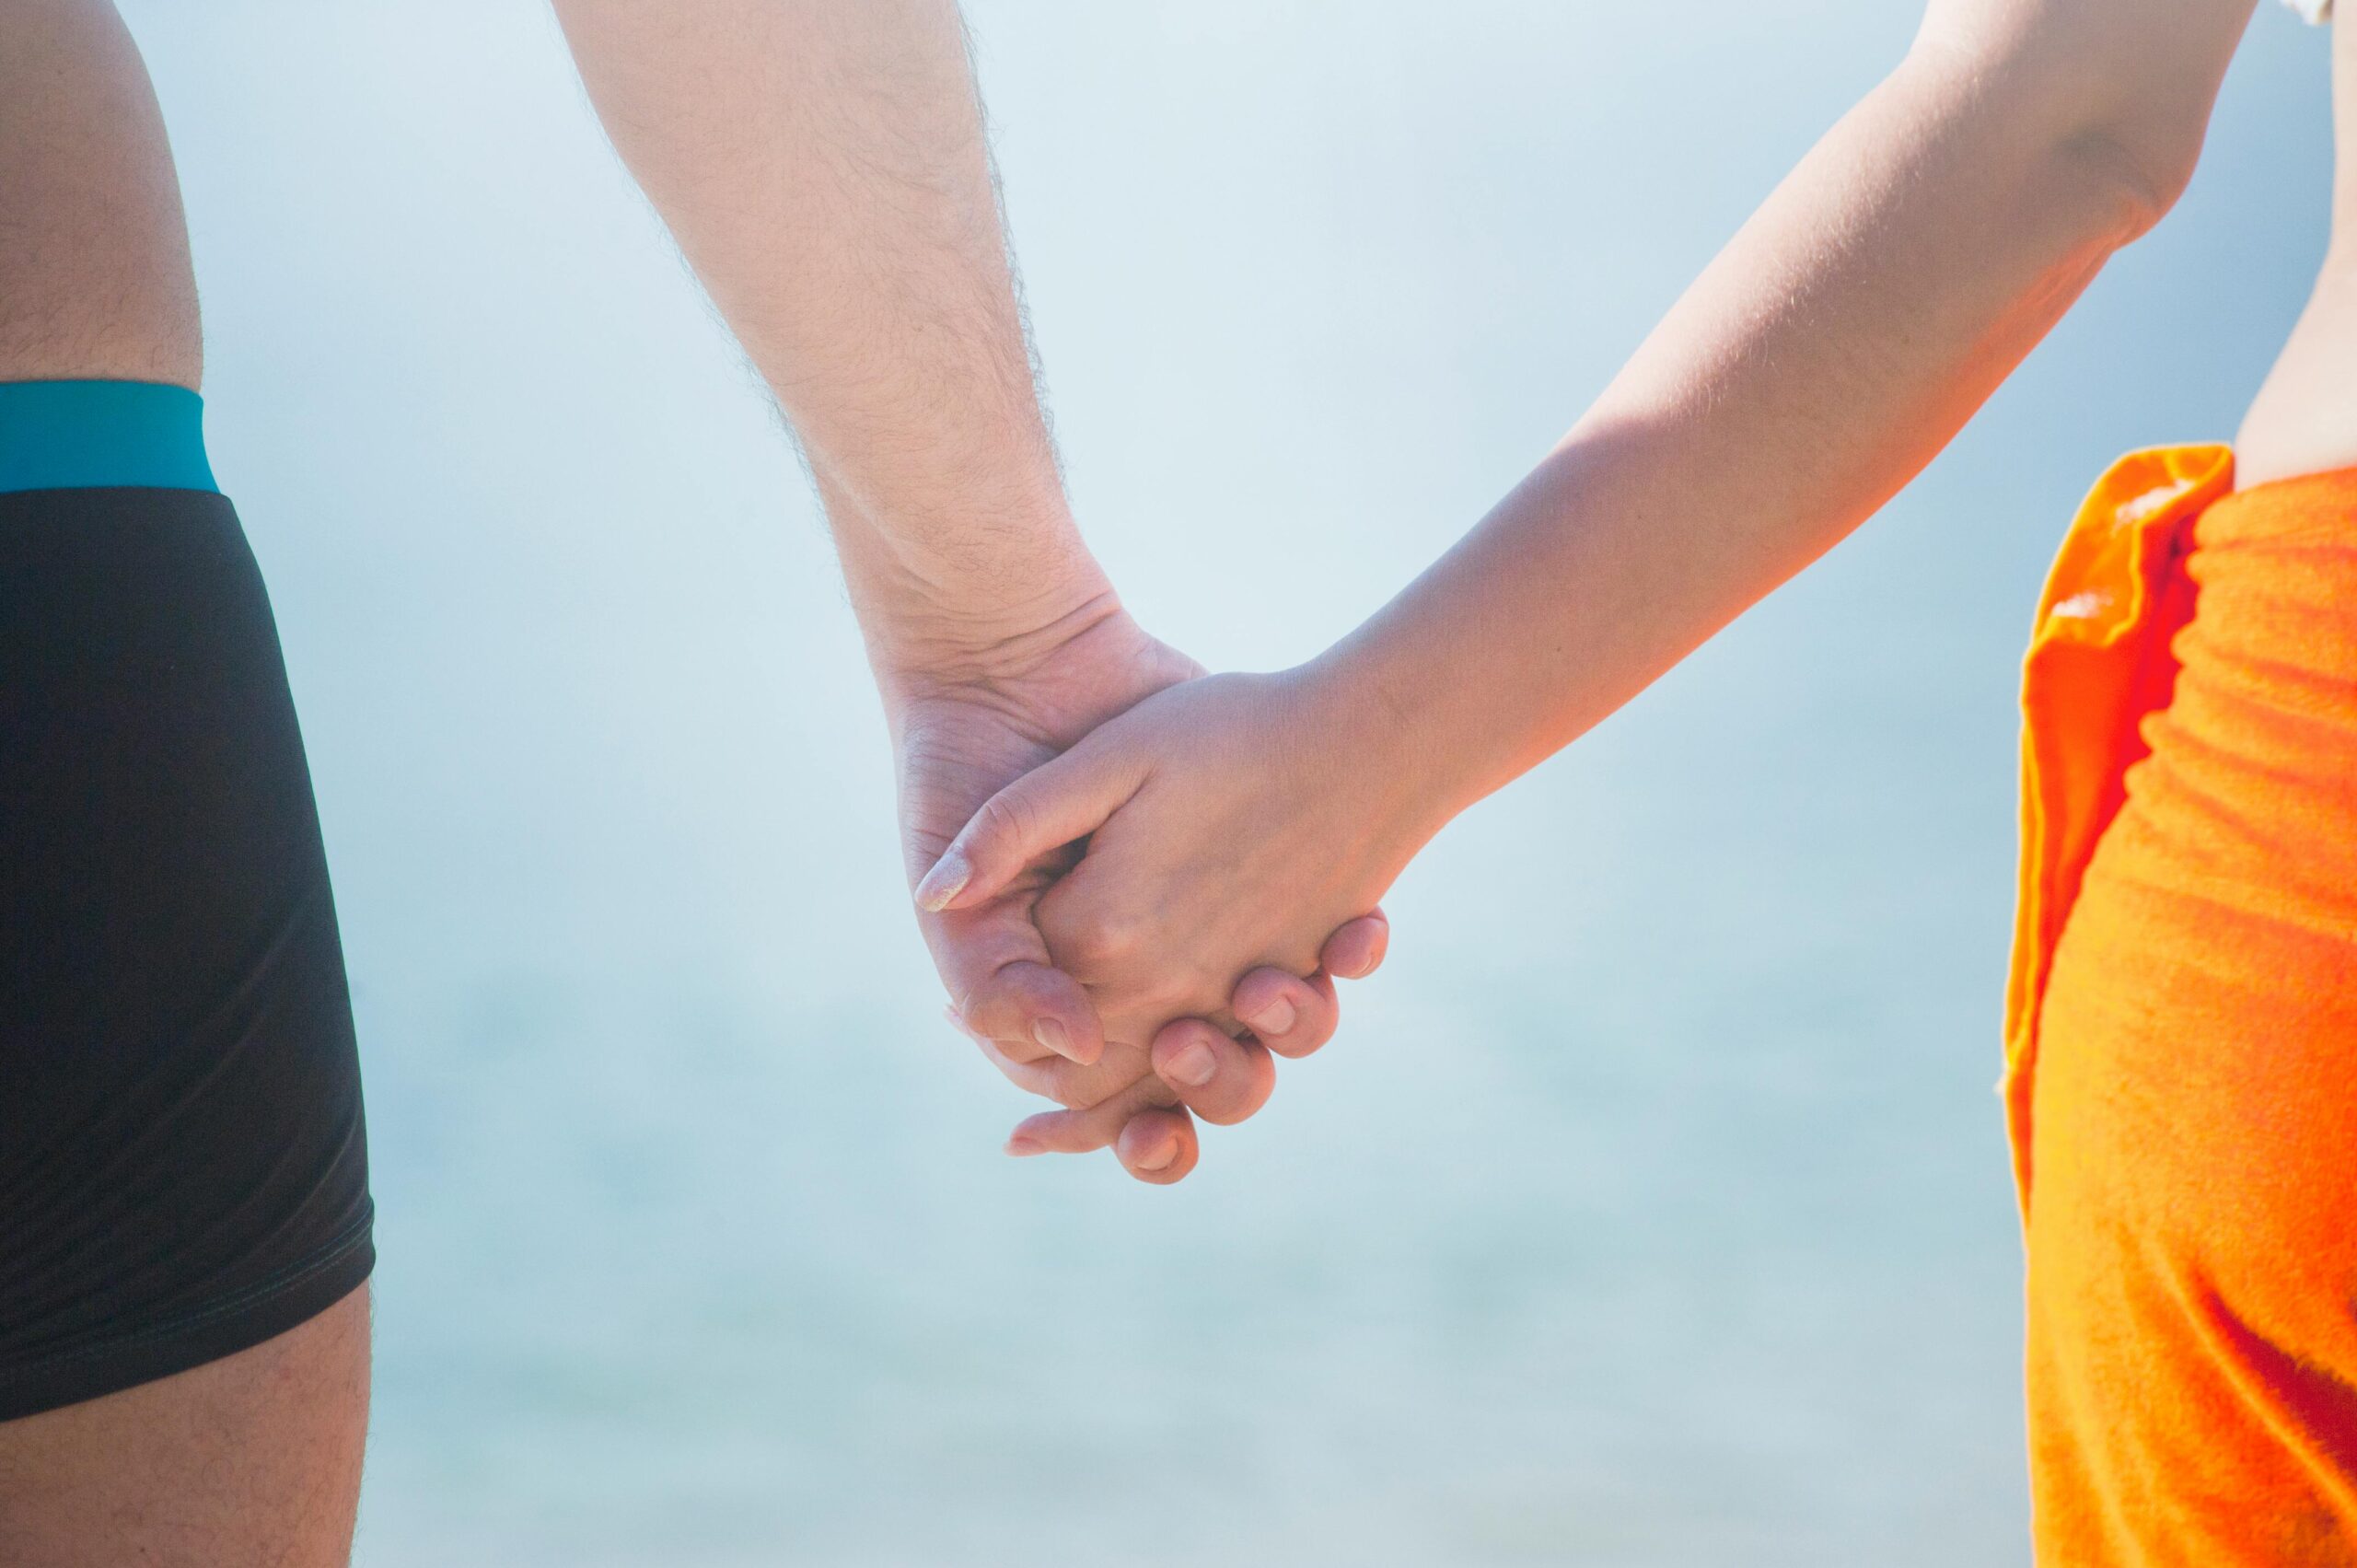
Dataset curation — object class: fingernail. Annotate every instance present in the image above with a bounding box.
[1004,1133,1045,1157]
[1033,1017,1073,1059]
[1134,1140,1178,1172]
[1166,1040,1218,1086]
[1247,997,1297,1036]
[914,850,970,912]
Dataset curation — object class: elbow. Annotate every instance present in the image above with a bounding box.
[1963,97,2210,255]
[2051,112,2206,245]
[1900,24,2223,248]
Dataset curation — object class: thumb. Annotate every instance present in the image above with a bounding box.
[914,741,1144,912]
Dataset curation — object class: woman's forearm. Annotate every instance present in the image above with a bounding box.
[552,0,1109,677]
[1320,17,2247,830]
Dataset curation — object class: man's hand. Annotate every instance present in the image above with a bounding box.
[889,601,1195,1069]
[915,661,1417,1174]
[554,1,1385,1178]
[888,601,1386,1183]
[977,922,1389,1183]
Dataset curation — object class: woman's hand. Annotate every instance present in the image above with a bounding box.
[886,609,1388,1181]
[918,664,1438,1165]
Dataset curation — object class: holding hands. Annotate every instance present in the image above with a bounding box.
[913,656,1431,1181]
[565,0,1414,1183]
[888,611,1394,1184]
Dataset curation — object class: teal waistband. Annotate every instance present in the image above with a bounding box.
[0,379,218,495]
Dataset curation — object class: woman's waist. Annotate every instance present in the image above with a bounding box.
[2236,261,2357,490]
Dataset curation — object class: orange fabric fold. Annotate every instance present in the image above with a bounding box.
[2003,444,2235,1212]
[2009,448,2357,1564]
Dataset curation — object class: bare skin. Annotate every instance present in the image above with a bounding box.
[0,0,198,389]
[0,1290,371,1567]
[2239,17,2357,483]
[550,0,1387,1180]
[1,3,1368,1559]
[924,0,2357,1156]
[4,0,2350,1558]
[0,5,370,1563]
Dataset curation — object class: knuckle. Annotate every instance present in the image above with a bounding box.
[1289,992,1338,1038]
[1052,1046,1150,1112]
[1130,972,1201,1021]
[1004,964,1071,1018]
[1228,970,1283,1015]
[1060,911,1146,975]
[972,792,1034,857]
[1047,1075,1097,1111]
[1155,1015,1225,1053]
[1240,974,1305,1026]
[1062,1109,1124,1152]
[955,981,1019,1038]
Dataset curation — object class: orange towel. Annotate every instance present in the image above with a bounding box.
[2009,449,2357,1563]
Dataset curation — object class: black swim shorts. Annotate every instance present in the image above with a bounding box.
[0,487,374,1422]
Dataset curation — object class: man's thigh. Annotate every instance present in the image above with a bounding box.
[0,1284,369,1568]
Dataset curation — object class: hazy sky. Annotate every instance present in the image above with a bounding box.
[111,6,2338,1562]
[115,1,2332,1004]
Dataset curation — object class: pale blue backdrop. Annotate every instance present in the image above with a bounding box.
[120,4,2331,1563]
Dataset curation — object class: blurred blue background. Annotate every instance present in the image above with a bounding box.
[121,3,2331,1562]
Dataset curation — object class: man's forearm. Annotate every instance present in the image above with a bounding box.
[552,0,1109,675]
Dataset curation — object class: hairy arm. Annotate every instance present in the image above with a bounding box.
[550,0,1101,672]
[551,0,1386,1179]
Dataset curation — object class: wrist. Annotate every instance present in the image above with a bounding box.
[824,483,1122,702]
[866,579,1129,707]
[1291,643,1481,861]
